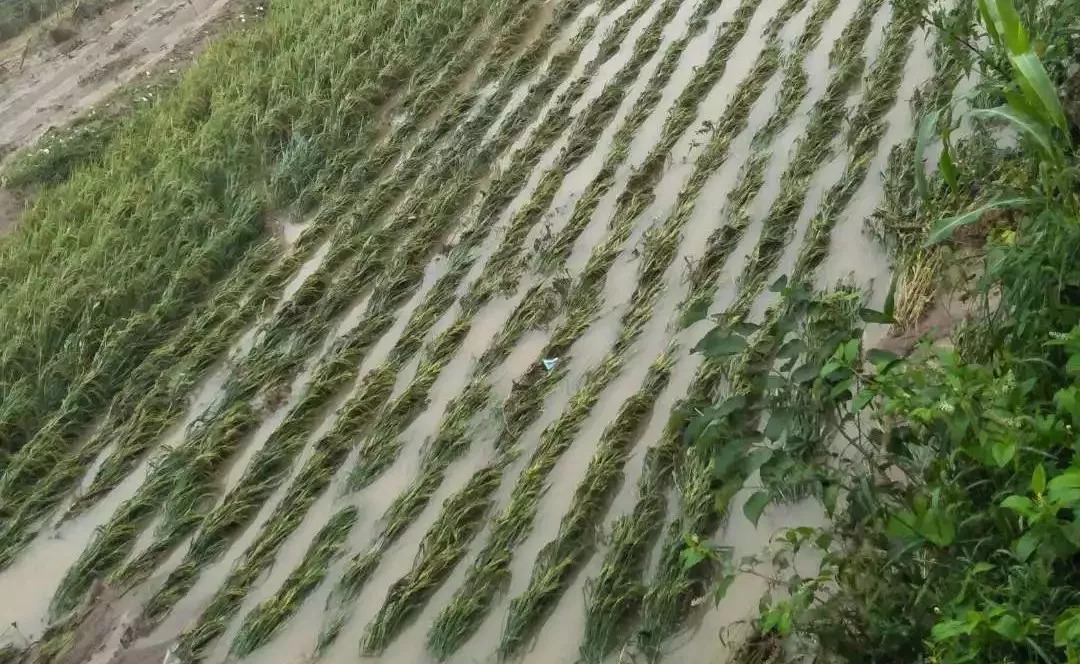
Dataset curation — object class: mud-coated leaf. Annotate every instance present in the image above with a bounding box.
[743,491,771,527]
[926,197,1034,245]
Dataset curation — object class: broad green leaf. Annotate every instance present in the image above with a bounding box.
[1009,50,1069,135]
[743,491,771,527]
[921,507,956,547]
[791,363,818,383]
[777,338,808,359]
[842,338,860,363]
[1000,494,1035,515]
[866,348,900,371]
[1048,468,1080,506]
[853,389,874,412]
[926,197,1034,245]
[732,321,760,336]
[679,297,710,328]
[858,307,892,324]
[970,105,1062,164]
[680,546,707,570]
[1015,530,1040,561]
[714,394,748,418]
[1054,609,1080,646]
[991,439,1017,467]
[932,618,975,641]
[914,110,940,201]
[829,378,853,399]
[744,448,773,474]
[769,275,788,292]
[1032,463,1047,494]
[820,361,843,378]
[694,328,748,356]
[764,409,791,441]
[991,614,1024,641]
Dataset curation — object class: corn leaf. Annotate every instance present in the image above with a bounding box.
[1009,50,1069,136]
[970,105,1062,165]
[914,110,939,201]
[986,0,1028,54]
[926,197,1034,245]
[939,138,959,193]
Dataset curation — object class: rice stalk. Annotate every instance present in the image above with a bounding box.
[499,354,673,656]
[136,2,612,645]
[359,462,507,653]
[427,3,806,653]
[229,507,358,657]
[47,0,592,621]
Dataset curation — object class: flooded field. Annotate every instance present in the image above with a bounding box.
[0,0,942,661]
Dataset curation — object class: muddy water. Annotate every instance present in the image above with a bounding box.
[0,447,157,643]
[663,493,826,663]
[0,0,937,661]
[563,0,735,277]
[818,27,931,298]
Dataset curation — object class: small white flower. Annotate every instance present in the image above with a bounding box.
[937,400,954,414]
